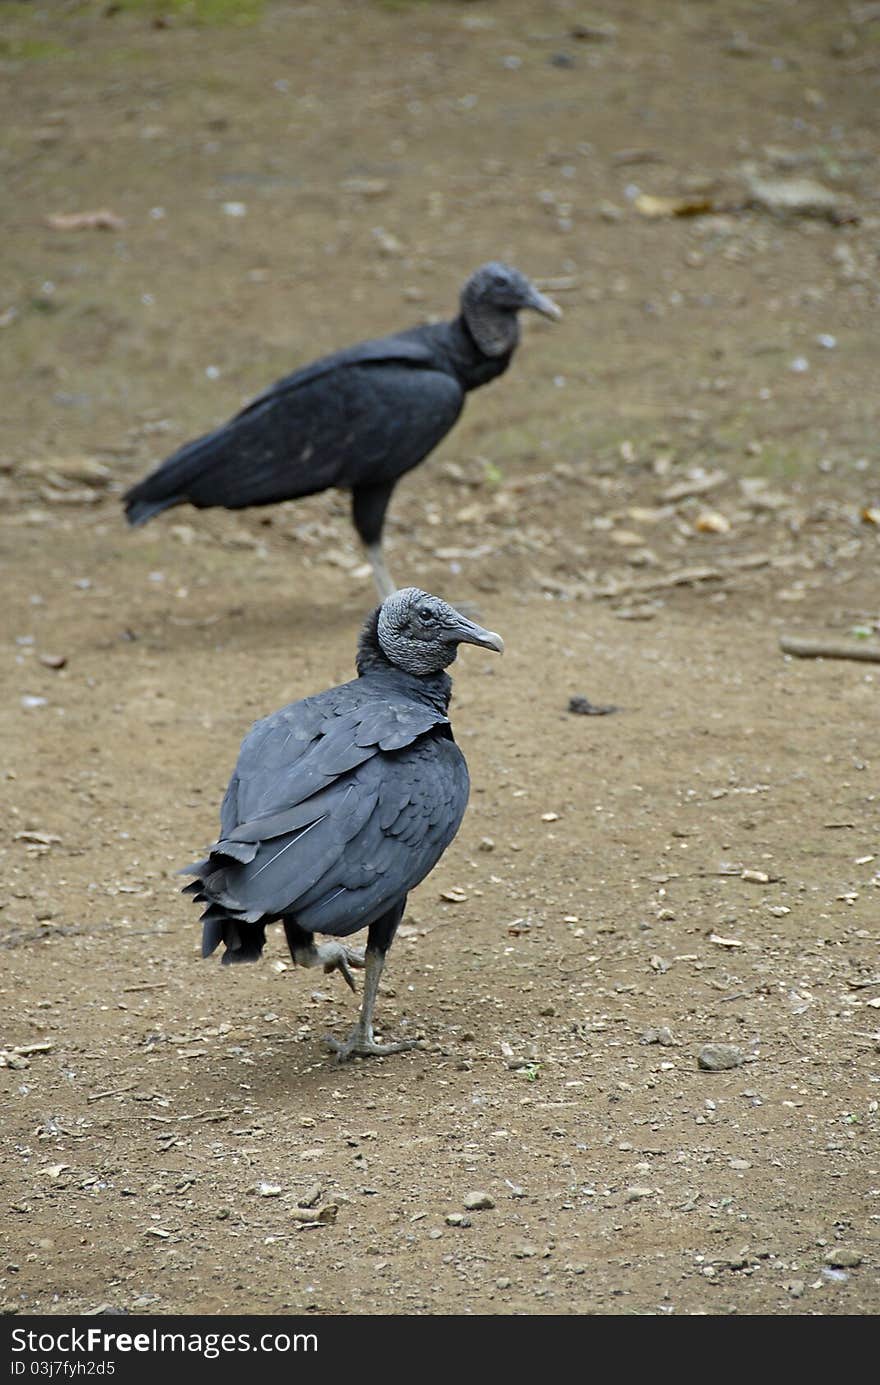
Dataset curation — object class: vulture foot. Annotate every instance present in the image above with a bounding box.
[324,1024,420,1062]
[292,939,365,993]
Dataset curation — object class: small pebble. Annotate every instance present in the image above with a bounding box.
[567,694,618,716]
[445,1213,471,1228]
[824,1248,862,1269]
[698,1043,745,1071]
[464,1191,495,1211]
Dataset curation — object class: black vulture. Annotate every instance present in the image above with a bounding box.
[123,263,560,598]
[183,587,503,1060]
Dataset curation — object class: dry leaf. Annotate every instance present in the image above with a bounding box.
[634,193,714,219]
[46,209,125,232]
[695,510,731,534]
[289,1203,338,1224]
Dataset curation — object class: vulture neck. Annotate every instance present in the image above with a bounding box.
[444,315,515,391]
[459,303,520,361]
[356,610,453,711]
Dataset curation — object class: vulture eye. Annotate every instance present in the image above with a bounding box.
[419,605,437,623]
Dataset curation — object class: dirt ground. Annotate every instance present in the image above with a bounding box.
[1,0,878,1317]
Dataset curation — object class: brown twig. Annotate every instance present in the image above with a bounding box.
[780,636,880,663]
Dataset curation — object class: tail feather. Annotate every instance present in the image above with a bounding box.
[125,493,184,527]
[200,908,267,964]
[123,425,234,526]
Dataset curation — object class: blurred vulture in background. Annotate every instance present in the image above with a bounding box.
[124,263,560,598]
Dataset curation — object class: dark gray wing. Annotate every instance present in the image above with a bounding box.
[195,735,469,937]
[186,676,461,941]
[125,332,464,516]
[220,679,451,833]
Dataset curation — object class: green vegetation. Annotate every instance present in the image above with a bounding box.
[0,36,70,61]
[110,0,266,23]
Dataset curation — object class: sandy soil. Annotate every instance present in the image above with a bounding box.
[1,0,878,1316]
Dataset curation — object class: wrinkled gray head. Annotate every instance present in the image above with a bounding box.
[461,262,562,357]
[377,587,504,675]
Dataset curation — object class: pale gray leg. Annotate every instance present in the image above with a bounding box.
[290,937,365,993]
[325,948,419,1060]
[365,541,397,602]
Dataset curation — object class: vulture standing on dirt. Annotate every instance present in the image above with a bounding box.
[123,263,561,598]
[184,587,503,1060]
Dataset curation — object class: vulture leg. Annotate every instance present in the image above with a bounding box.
[352,482,398,601]
[324,902,419,1060]
[365,541,396,603]
[283,919,365,993]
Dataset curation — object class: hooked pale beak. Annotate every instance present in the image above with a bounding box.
[450,612,504,655]
[524,286,563,321]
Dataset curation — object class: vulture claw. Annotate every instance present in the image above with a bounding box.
[324,1027,422,1062]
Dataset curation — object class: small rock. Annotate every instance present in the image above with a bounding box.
[745,173,848,221]
[698,1043,745,1071]
[298,1183,323,1209]
[513,1243,538,1259]
[340,178,390,198]
[257,1182,282,1198]
[464,1191,495,1211]
[495,1277,511,1289]
[624,1185,654,1203]
[824,1248,862,1269]
[641,1026,675,1046]
[445,1213,471,1228]
[567,695,618,716]
[785,1279,805,1298]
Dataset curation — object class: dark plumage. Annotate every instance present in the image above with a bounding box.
[184,587,503,1060]
[123,263,560,598]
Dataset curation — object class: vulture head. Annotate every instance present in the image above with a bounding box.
[461,262,562,356]
[375,587,504,675]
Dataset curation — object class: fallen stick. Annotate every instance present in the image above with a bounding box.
[780,635,880,663]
